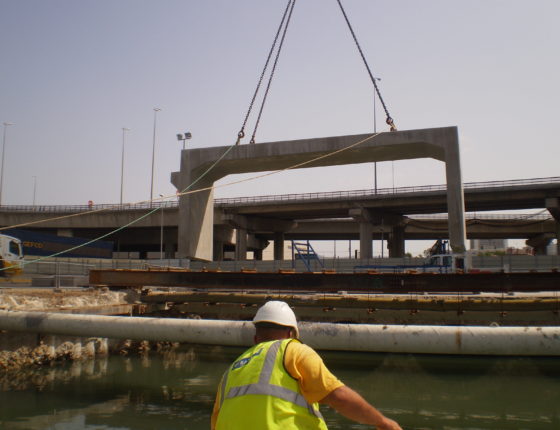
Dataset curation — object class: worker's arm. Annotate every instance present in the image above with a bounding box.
[320,385,402,430]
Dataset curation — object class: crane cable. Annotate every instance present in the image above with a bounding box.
[336,0,397,131]
[249,0,296,144]
[236,0,296,145]
[237,0,397,144]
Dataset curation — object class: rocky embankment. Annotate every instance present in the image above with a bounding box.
[0,287,130,312]
[0,287,138,371]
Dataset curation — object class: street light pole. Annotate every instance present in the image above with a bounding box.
[0,122,14,206]
[32,175,37,205]
[150,108,161,206]
[159,194,164,260]
[120,127,130,205]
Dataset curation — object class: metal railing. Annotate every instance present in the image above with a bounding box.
[0,200,177,213]
[19,255,559,277]
[0,176,558,213]
[411,212,553,221]
[214,176,560,206]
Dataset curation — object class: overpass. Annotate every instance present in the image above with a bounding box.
[0,177,558,259]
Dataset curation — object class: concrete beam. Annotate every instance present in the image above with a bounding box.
[172,127,466,260]
[222,214,296,232]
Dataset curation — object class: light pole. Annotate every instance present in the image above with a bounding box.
[150,108,161,206]
[120,127,130,205]
[32,175,37,205]
[373,77,381,195]
[176,131,192,150]
[0,122,14,206]
[159,194,164,260]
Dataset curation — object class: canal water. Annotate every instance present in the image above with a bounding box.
[1,345,559,430]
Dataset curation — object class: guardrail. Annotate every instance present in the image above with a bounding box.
[215,176,560,206]
[0,200,177,213]
[0,176,558,213]
[411,213,553,221]
[18,255,560,276]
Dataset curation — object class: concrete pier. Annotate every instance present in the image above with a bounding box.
[171,127,467,261]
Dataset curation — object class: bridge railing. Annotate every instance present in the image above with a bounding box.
[0,200,178,213]
[214,176,560,206]
[412,212,553,220]
[0,176,558,213]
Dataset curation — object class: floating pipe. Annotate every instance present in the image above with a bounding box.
[0,310,559,356]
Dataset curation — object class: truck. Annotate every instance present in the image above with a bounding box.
[4,229,113,259]
[354,240,471,274]
[424,252,469,273]
[0,233,24,277]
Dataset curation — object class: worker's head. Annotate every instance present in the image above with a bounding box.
[253,301,299,343]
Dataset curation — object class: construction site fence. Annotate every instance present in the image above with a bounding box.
[20,255,560,277]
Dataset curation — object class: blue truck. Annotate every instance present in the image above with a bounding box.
[4,229,113,259]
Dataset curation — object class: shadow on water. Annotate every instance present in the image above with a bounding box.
[0,345,559,430]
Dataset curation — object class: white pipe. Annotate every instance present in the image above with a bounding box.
[300,323,560,356]
[0,311,254,346]
[0,310,559,356]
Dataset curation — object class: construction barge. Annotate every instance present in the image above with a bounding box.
[89,267,560,294]
[1,268,559,364]
[88,268,560,327]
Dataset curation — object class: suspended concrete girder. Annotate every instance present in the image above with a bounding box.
[171,127,466,261]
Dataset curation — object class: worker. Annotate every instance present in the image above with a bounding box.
[211,301,402,430]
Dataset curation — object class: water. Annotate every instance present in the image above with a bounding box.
[1,345,559,430]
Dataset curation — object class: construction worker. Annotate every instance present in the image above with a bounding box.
[211,301,402,430]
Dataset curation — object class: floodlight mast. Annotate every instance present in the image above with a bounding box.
[177,131,192,150]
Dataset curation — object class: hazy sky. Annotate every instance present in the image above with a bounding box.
[1,0,559,255]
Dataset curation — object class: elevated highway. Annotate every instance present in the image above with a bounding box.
[0,177,558,259]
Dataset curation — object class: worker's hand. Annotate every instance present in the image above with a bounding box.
[377,417,402,430]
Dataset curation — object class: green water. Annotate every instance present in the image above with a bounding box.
[1,346,559,430]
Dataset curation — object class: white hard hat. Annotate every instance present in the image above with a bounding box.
[253,301,299,338]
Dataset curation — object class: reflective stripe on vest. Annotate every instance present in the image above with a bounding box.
[221,340,324,420]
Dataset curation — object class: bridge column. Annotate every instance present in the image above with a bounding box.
[388,225,406,258]
[171,152,215,261]
[235,228,248,261]
[444,127,467,254]
[359,223,374,259]
[351,209,407,258]
[163,230,175,259]
[222,214,293,261]
[526,234,553,255]
[274,232,285,260]
[213,240,224,261]
[349,208,373,260]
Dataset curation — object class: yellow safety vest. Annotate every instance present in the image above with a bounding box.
[215,339,328,430]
